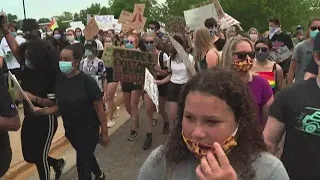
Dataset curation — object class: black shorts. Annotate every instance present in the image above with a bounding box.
[278,58,291,76]
[157,76,168,97]
[167,81,184,102]
[121,83,142,93]
[105,67,118,84]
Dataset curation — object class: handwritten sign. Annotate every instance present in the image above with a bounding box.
[212,0,225,19]
[118,4,146,32]
[113,48,157,84]
[144,68,159,112]
[165,16,186,34]
[83,17,99,40]
[184,3,217,31]
[95,15,114,30]
[8,71,35,111]
[268,46,292,63]
[219,13,242,30]
[168,35,197,76]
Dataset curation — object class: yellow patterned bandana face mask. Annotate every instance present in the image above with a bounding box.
[232,60,253,72]
[182,126,238,159]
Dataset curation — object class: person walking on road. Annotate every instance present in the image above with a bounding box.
[35,43,109,180]
[2,19,65,180]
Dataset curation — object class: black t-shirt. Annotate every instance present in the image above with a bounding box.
[20,67,58,117]
[55,72,102,129]
[269,78,320,179]
[0,73,17,177]
[270,32,294,51]
[306,59,319,75]
[214,38,225,51]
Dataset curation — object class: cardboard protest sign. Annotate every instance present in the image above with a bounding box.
[184,4,217,31]
[8,71,35,111]
[94,15,114,30]
[212,0,225,19]
[118,4,146,32]
[168,35,197,76]
[165,16,186,34]
[83,17,99,40]
[268,46,292,63]
[113,48,158,84]
[219,13,242,30]
[144,68,159,112]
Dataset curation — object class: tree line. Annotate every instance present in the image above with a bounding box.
[5,0,320,33]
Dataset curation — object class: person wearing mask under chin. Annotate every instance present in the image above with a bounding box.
[66,29,79,45]
[268,17,294,79]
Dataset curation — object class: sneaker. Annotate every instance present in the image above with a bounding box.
[162,122,170,135]
[95,172,106,180]
[128,130,138,141]
[107,120,115,128]
[143,134,152,150]
[54,158,66,180]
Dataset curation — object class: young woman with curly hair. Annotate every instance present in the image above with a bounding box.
[138,68,289,180]
[2,26,65,179]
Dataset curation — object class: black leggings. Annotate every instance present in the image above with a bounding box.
[21,115,59,180]
[65,126,102,180]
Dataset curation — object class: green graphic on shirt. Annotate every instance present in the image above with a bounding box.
[296,107,320,136]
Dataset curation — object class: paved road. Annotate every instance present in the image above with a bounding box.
[61,103,169,180]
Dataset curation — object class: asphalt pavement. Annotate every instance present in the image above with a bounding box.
[61,103,169,180]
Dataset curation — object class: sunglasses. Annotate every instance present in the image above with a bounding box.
[145,41,154,44]
[105,41,112,43]
[127,40,134,44]
[150,27,155,30]
[255,47,268,52]
[233,51,256,59]
[311,26,320,31]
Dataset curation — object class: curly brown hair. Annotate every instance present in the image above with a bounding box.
[162,68,266,179]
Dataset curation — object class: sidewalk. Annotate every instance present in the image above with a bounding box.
[1,89,123,180]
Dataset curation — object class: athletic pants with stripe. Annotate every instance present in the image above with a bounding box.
[21,114,59,180]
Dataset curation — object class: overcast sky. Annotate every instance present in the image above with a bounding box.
[2,0,165,20]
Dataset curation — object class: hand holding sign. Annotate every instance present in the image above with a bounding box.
[83,17,99,40]
[168,34,197,76]
[144,68,159,112]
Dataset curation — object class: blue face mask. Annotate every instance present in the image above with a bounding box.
[11,32,17,38]
[310,30,319,39]
[125,43,134,49]
[54,34,61,40]
[59,61,73,74]
[25,59,33,69]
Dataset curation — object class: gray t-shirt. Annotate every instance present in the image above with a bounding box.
[138,146,289,180]
[292,40,313,82]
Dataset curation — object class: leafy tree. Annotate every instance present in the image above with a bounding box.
[7,13,18,23]
[37,18,51,24]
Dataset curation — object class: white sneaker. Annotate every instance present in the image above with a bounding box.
[107,120,115,128]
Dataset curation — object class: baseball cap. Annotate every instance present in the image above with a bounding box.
[314,32,320,52]
[84,40,97,51]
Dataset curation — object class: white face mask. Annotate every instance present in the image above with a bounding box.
[250,34,258,41]
[67,35,75,42]
[76,32,81,37]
